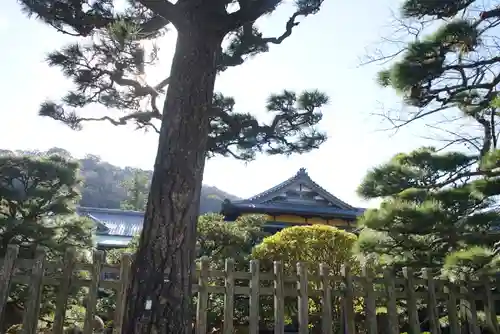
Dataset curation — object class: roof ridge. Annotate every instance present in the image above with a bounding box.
[247,168,308,201]
[244,168,355,210]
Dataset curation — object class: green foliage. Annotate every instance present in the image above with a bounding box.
[0,152,94,328]
[19,0,329,161]
[357,147,500,273]
[0,152,94,258]
[253,224,359,274]
[252,225,361,331]
[120,169,150,211]
[376,0,500,141]
[2,147,240,213]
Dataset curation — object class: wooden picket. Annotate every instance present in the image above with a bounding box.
[0,246,499,333]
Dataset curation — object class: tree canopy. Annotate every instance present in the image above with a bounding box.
[374,0,500,151]
[20,0,328,161]
[1,147,240,213]
[0,153,94,259]
[357,146,500,276]
[0,152,94,332]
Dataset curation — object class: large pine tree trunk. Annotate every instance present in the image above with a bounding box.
[122,24,223,334]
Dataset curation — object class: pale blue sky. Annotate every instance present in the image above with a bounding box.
[0,0,431,208]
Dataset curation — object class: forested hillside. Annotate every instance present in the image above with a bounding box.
[0,147,240,213]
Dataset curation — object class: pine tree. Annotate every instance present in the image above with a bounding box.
[357,146,500,276]
[0,152,94,328]
[375,0,500,148]
[362,0,500,277]
[17,0,328,331]
[0,153,94,258]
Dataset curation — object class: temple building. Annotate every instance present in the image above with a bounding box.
[220,168,365,234]
[77,168,364,248]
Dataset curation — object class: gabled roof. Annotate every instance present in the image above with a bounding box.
[223,168,364,219]
[77,207,143,237]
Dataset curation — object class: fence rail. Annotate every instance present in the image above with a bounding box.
[0,244,499,334]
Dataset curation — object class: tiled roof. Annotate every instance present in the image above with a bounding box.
[224,168,365,218]
[236,168,357,210]
[77,207,144,237]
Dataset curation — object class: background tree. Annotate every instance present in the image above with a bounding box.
[0,152,94,331]
[18,0,329,327]
[1,147,241,212]
[120,169,150,211]
[252,225,361,332]
[357,146,500,276]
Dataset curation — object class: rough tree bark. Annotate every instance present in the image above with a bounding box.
[122,17,225,334]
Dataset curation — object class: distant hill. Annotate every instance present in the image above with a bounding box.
[0,147,240,214]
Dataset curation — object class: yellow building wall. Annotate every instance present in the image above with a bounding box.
[240,213,349,227]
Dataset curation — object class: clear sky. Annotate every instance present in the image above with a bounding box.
[0,0,430,208]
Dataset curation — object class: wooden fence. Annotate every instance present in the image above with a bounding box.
[0,244,499,334]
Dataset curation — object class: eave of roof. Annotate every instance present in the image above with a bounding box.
[224,202,364,219]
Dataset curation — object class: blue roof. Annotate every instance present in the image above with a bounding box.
[77,207,143,237]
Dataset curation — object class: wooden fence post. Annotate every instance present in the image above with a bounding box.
[341,264,355,334]
[223,258,235,334]
[403,267,420,334]
[422,268,440,334]
[459,274,480,334]
[83,250,104,334]
[320,264,332,334]
[297,262,308,334]
[196,257,209,334]
[22,247,46,334]
[274,261,284,334]
[482,276,499,333]
[383,267,399,334]
[0,244,19,326]
[113,253,132,334]
[446,281,460,334]
[53,248,76,334]
[362,264,377,334]
[249,260,260,334]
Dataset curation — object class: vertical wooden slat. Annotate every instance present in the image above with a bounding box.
[320,264,332,334]
[402,267,420,334]
[22,247,46,334]
[53,248,76,334]
[459,275,479,334]
[223,258,235,334]
[297,262,308,334]
[422,268,440,334]
[446,282,460,334]
[249,260,260,334]
[482,276,499,333]
[362,264,377,334]
[383,268,399,334]
[341,264,355,334]
[113,253,132,334]
[0,244,19,324]
[196,257,209,334]
[83,250,104,334]
[274,261,284,334]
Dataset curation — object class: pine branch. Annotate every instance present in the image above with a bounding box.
[207,90,328,160]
